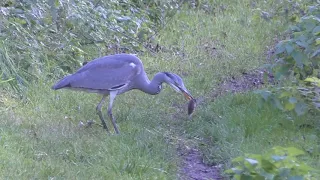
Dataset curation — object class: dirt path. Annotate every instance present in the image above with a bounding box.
[178,148,223,180]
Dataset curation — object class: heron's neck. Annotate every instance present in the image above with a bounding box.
[138,72,165,95]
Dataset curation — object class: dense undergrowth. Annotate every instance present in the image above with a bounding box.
[1,0,319,179]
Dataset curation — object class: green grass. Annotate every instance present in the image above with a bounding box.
[1,0,319,179]
[183,93,320,167]
[1,83,177,179]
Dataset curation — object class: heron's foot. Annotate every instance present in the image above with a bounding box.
[100,120,109,131]
[97,110,109,132]
[86,120,95,127]
[112,118,120,134]
[101,121,108,130]
[79,120,95,128]
[108,112,120,134]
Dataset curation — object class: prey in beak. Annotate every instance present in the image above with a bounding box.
[183,91,193,101]
[163,72,196,116]
[179,88,196,116]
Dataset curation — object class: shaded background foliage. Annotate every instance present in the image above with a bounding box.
[255,2,320,115]
[0,0,181,94]
[1,0,319,113]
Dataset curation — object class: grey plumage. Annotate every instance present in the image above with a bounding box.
[52,53,193,134]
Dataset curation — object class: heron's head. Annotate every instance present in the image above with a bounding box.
[163,72,194,100]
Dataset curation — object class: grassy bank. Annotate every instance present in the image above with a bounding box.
[185,93,320,167]
[1,0,319,179]
[1,83,178,179]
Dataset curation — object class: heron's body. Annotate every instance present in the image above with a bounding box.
[53,54,160,95]
[52,54,193,134]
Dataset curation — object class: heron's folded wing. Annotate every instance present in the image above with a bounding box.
[70,62,139,90]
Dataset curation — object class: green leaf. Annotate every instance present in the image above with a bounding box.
[247,154,262,162]
[261,172,275,179]
[252,175,265,180]
[295,41,308,48]
[290,25,300,32]
[272,155,286,162]
[240,175,253,180]
[293,31,303,38]
[232,156,245,163]
[285,102,295,111]
[275,64,291,79]
[279,168,291,177]
[285,43,294,54]
[288,97,297,104]
[311,49,320,58]
[298,163,316,172]
[56,0,61,7]
[261,159,276,173]
[295,102,308,116]
[279,91,291,98]
[255,90,272,101]
[290,15,300,22]
[231,167,244,175]
[288,176,304,180]
[302,18,317,32]
[275,42,286,54]
[272,98,284,110]
[304,77,320,87]
[285,147,305,156]
[313,26,320,35]
[316,38,320,45]
[245,158,258,165]
[291,50,307,68]
[224,169,235,174]
[272,146,286,154]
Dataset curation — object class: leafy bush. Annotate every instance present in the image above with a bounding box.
[252,0,314,22]
[225,146,319,180]
[256,3,320,115]
[272,5,319,80]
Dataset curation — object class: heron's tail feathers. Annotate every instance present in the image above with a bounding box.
[52,75,73,90]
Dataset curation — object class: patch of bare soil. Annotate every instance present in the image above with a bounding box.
[212,69,274,98]
[177,69,274,180]
[178,147,223,180]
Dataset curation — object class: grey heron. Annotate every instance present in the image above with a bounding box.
[52,53,194,134]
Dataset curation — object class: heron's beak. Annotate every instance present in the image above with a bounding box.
[182,90,193,100]
[172,83,193,100]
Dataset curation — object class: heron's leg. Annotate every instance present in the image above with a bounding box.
[96,95,109,131]
[108,91,120,134]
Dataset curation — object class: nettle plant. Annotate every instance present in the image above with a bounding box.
[256,4,320,115]
[225,146,319,180]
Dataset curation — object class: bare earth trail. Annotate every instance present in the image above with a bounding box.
[178,147,223,180]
